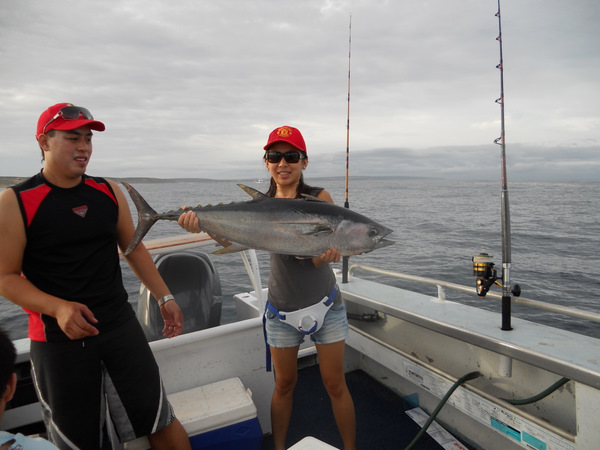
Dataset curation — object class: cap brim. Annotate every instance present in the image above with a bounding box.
[264,139,306,152]
[52,119,106,132]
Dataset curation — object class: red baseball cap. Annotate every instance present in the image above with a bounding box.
[264,126,307,153]
[36,103,105,139]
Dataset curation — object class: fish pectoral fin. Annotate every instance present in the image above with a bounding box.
[238,184,268,200]
[206,233,249,254]
[213,242,249,254]
[276,221,335,236]
[206,232,234,249]
[303,224,334,236]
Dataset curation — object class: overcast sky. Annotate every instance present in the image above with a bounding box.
[1,0,598,181]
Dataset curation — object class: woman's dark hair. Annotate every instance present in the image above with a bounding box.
[265,173,311,198]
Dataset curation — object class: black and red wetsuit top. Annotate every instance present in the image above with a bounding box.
[11,172,134,342]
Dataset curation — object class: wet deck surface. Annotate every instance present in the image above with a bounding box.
[262,365,450,449]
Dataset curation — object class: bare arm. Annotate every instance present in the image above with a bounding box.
[111,180,183,338]
[0,188,99,339]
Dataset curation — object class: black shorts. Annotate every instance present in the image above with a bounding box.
[30,316,174,449]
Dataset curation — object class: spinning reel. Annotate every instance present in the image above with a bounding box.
[472,253,520,298]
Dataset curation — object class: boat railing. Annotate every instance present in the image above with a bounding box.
[123,234,600,325]
[348,264,600,324]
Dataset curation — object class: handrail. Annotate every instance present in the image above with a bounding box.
[348,264,600,324]
[119,233,216,258]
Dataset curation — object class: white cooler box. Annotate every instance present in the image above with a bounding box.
[125,377,262,450]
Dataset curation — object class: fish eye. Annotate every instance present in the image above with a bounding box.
[368,228,378,237]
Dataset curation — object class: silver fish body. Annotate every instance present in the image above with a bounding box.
[122,183,394,257]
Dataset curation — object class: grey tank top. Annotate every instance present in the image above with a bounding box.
[267,253,341,311]
[266,186,341,311]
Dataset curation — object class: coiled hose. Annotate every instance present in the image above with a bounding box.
[405,372,571,449]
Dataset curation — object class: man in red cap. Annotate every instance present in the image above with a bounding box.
[0,103,191,449]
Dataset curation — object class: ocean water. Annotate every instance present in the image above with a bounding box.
[1,177,599,341]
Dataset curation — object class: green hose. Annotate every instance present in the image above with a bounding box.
[404,373,571,449]
[404,371,482,450]
[503,377,570,405]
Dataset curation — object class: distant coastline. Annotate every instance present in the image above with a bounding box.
[1,175,426,189]
[0,177,28,188]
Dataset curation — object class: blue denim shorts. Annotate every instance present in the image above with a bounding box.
[265,303,349,348]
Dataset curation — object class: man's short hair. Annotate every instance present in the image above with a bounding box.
[0,327,16,390]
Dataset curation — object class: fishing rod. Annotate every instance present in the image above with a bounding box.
[472,0,520,330]
[342,13,351,284]
[495,0,513,331]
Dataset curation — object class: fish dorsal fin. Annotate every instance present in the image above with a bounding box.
[300,193,326,202]
[238,184,268,200]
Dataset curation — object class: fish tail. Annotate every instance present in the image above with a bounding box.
[121,182,159,256]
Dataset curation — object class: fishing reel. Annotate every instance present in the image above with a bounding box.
[472,253,521,298]
[472,253,498,298]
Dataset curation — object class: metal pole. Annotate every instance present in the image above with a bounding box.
[495,0,512,330]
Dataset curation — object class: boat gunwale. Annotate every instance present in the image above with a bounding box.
[339,273,600,389]
[348,264,600,323]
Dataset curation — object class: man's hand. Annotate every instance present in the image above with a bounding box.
[55,301,99,340]
[161,299,184,338]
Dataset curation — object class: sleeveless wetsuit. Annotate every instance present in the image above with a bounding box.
[12,172,133,342]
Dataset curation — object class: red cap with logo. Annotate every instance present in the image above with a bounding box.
[36,103,105,139]
[264,126,307,154]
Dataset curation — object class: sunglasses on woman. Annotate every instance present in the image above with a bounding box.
[42,106,95,135]
[265,150,306,164]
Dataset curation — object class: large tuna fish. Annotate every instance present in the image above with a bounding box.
[122,182,394,257]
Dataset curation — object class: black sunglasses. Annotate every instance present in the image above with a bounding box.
[265,150,306,164]
[42,106,94,135]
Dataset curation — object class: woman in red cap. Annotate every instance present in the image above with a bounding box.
[179,126,356,450]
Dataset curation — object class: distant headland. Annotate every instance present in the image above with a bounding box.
[0,176,220,188]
